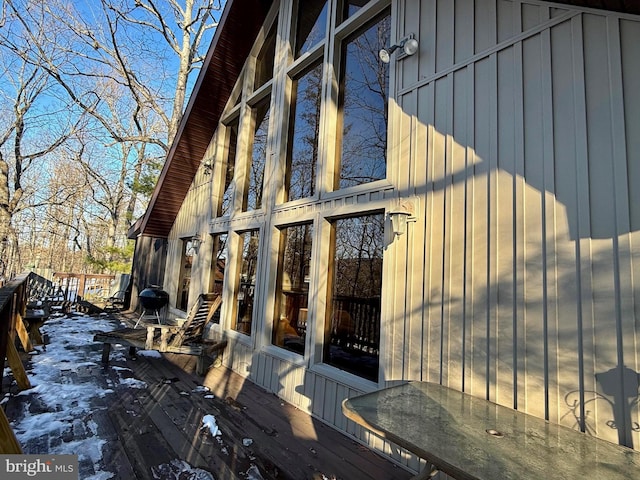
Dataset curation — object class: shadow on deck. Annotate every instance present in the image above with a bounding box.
[2,308,410,480]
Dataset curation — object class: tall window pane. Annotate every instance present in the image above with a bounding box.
[285,62,323,202]
[255,20,277,89]
[335,12,391,189]
[235,230,260,335]
[221,119,238,216]
[208,233,228,324]
[293,0,328,58]
[177,238,195,311]
[273,223,313,354]
[324,213,383,381]
[245,99,270,211]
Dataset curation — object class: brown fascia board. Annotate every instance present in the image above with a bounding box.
[558,0,640,14]
[138,0,273,239]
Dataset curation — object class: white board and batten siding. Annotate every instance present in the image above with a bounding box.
[166,0,640,476]
[390,0,640,458]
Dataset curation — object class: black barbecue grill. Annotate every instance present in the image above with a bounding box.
[135,286,169,328]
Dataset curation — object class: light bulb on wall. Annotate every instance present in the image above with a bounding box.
[379,34,419,63]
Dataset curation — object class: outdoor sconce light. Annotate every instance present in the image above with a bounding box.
[191,233,202,253]
[388,198,418,237]
[379,34,418,63]
[202,160,212,175]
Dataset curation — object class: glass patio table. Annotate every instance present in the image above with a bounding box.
[342,381,640,480]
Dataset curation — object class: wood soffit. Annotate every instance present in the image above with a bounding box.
[134,0,638,239]
[136,0,273,239]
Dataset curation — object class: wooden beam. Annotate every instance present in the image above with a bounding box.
[5,340,30,390]
[0,407,22,454]
[15,313,33,353]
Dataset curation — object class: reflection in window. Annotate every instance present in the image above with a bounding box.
[245,99,270,211]
[273,223,313,354]
[324,213,383,381]
[293,0,328,58]
[255,20,277,89]
[177,238,195,311]
[235,230,260,335]
[285,62,323,202]
[339,0,372,23]
[208,233,227,324]
[210,234,228,295]
[336,12,391,189]
[221,119,239,216]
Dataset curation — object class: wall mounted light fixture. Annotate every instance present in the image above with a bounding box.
[202,160,213,175]
[191,233,202,253]
[388,198,418,237]
[379,34,419,63]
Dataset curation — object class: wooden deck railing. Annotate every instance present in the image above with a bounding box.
[331,295,381,354]
[0,272,36,454]
[0,273,34,392]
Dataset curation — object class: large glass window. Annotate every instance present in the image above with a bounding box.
[177,238,196,311]
[255,21,277,90]
[335,12,391,190]
[221,119,239,216]
[245,98,270,211]
[285,61,323,202]
[208,233,228,324]
[324,213,384,381]
[293,0,328,58]
[272,223,313,354]
[234,230,260,335]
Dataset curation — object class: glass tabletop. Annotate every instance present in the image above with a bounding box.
[342,381,640,480]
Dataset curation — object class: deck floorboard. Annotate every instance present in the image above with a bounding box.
[4,310,411,480]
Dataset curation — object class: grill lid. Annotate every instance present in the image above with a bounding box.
[139,286,169,309]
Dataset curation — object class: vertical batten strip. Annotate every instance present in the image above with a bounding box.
[487,51,499,403]
[513,36,526,411]
[463,62,475,394]
[440,72,454,386]
[540,25,559,423]
[606,15,635,448]
[570,12,590,435]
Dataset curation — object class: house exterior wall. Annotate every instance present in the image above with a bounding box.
[392,0,640,452]
[129,235,167,312]
[162,0,640,473]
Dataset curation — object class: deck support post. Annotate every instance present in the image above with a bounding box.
[101,343,111,365]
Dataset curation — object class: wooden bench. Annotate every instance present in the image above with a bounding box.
[342,381,640,480]
[94,293,226,375]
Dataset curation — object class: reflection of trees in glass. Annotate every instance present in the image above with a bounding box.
[281,224,313,289]
[340,0,372,23]
[326,212,383,381]
[273,223,313,353]
[240,230,260,282]
[255,20,277,89]
[287,62,323,201]
[246,100,270,211]
[221,120,238,216]
[236,230,260,335]
[210,233,227,296]
[337,12,390,189]
[333,213,384,298]
[293,0,328,58]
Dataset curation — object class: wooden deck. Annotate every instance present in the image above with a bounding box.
[4,308,411,480]
[98,351,410,480]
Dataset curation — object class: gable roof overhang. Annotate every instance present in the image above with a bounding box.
[132,0,273,239]
[132,0,638,240]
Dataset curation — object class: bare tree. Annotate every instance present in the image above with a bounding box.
[0,49,81,279]
[0,0,221,275]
